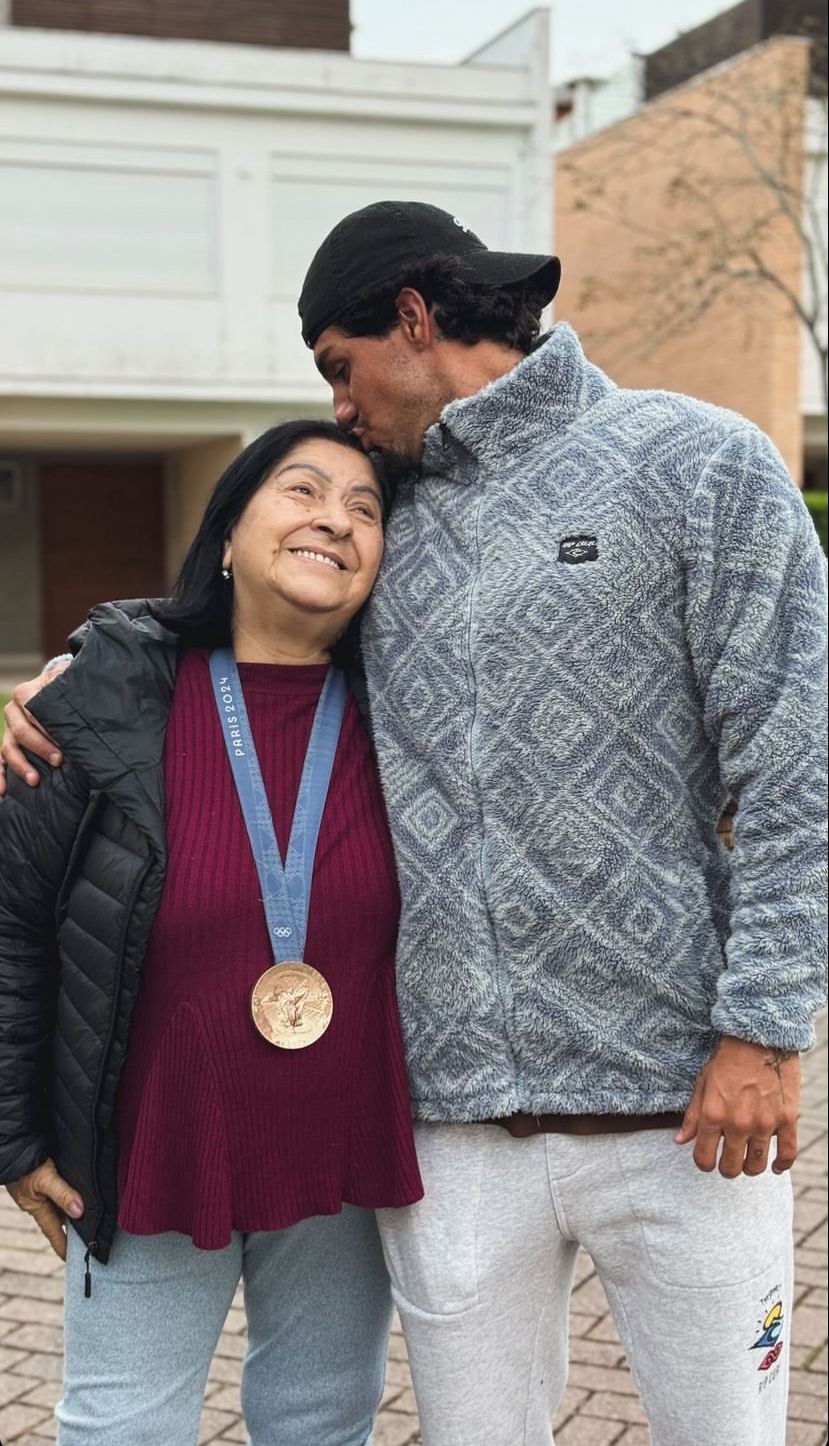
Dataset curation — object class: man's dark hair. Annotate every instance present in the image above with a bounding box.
[154,419,385,662]
[332,256,549,355]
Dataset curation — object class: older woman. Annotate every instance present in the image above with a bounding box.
[0,419,422,1446]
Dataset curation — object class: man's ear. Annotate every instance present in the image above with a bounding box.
[394,288,434,347]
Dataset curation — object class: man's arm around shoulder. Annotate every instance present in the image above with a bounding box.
[0,659,70,795]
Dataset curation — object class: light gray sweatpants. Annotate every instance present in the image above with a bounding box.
[377,1123,793,1446]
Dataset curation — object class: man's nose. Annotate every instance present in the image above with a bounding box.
[333,392,357,431]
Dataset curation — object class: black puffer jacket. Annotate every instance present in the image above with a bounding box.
[0,601,178,1263]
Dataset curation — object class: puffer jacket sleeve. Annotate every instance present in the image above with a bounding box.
[0,756,91,1183]
[683,424,828,1051]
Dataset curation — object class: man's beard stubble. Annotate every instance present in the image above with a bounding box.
[366,444,421,510]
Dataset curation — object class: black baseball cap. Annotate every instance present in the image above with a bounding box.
[299,200,561,347]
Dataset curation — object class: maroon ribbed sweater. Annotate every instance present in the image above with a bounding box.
[116,649,423,1248]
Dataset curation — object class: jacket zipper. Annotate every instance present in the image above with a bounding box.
[82,850,153,1298]
[465,490,519,1092]
[55,791,103,928]
[83,1238,98,1298]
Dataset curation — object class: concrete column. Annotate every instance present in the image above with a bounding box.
[164,435,243,587]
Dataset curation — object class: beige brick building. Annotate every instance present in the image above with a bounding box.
[555,35,827,488]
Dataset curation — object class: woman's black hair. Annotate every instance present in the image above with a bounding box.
[332,255,549,355]
[154,419,386,663]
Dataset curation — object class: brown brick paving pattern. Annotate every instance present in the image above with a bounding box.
[0,1013,825,1444]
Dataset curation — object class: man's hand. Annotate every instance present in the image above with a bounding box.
[6,1158,84,1260]
[0,665,68,795]
[675,1036,800,1178]
[716,795,738,851]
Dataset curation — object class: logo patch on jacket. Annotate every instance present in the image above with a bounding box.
[558,535,598,564]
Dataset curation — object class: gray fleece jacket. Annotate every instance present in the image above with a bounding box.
[360,324,828,1122]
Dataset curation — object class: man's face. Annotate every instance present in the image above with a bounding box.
[313,324,447,468]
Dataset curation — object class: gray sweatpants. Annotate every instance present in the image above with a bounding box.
[377,1123,793,1446]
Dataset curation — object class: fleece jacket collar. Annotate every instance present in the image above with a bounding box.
[420,323,616,477]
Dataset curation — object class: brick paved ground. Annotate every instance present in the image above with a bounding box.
[0,1013,825,1445]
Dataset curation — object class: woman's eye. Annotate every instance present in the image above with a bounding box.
[290,484,314,496]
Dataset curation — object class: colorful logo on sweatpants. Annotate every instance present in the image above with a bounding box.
[750,1301,784,1372]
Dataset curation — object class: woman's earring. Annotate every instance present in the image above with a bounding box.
[221,567,232,581]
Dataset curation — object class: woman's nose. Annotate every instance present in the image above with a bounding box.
[313,506,351,538]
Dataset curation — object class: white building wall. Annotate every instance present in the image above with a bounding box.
[0,21,552,410]
[0,17,553,671]
[552,59,643,152]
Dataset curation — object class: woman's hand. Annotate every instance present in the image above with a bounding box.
[6,1159,84,1259]
[0,666,67,796]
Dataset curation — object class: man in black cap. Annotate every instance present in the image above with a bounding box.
[299,201,561,468]
[3,200,827,1446]
[294,200,825,1446]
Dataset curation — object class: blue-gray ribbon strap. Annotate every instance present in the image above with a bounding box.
[209,649,347,964]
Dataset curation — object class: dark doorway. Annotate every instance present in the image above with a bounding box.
[39,460,165,658]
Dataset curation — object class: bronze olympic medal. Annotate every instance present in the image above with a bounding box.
[250,961,333,1049]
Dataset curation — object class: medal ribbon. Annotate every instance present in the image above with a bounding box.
[209,649,347,964]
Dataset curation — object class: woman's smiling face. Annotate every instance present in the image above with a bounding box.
[222,437,385,638]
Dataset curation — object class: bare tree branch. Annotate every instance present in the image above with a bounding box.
[560,40,829,413]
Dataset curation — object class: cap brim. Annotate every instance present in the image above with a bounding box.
[300,247,562,346]
[466,252,561,300]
